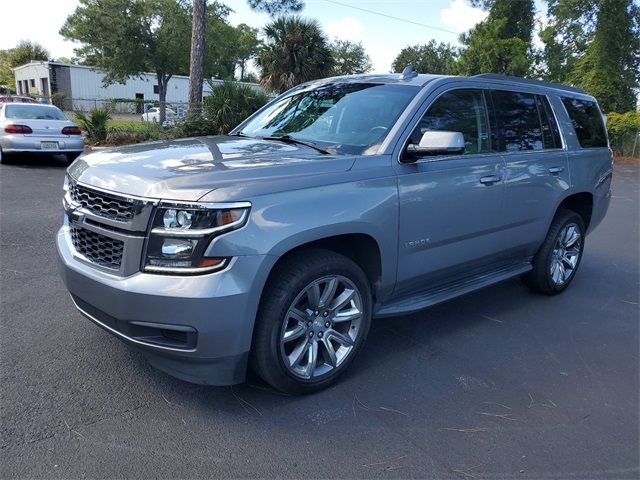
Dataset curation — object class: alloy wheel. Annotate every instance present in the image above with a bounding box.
[279,275,364,380]
[549,222,582,286]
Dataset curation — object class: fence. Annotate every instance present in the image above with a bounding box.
[609,128,640,159]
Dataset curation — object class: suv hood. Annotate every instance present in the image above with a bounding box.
[69,136,356,201]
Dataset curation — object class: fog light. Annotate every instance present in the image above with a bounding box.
[161,239,194,257]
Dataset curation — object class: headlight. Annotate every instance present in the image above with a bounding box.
[144,201,250,274]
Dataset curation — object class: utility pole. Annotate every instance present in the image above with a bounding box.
[188,0,206,117]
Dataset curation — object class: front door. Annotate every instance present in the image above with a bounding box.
[394,88,507,296]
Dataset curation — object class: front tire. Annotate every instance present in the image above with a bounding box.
[522,209,585,295]
[251,249,372,394]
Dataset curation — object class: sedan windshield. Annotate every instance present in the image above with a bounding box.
[239,82,420,155]
[5,105,66,120]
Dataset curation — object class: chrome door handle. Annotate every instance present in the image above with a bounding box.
[549,166,564,175]
[479,175,501,185]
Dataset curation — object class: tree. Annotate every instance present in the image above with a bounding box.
[258,16,334,93]
[392,41,458,75]
[188,0,206,115]
[568,0,639,112]
[61,0,192,124]
[234,24,260,81]
[539,0,598,83]
[0,41,50,92]
[456,0,535,76]
[247,0,304,15]
[329,40,372,76]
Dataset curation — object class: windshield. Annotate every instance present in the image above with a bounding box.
[5,105,66,120]
[240,82,420,155]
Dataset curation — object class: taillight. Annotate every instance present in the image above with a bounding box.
[4,124,33,134]
[62,126,82,135]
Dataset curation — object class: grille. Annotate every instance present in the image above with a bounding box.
[69,182,134,222]
[70,227,124,270]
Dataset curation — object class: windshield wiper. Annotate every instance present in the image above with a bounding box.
[261,135,331,155]
[230,131,251,138]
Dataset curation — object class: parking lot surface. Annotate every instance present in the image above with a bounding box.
[1,155,638,479]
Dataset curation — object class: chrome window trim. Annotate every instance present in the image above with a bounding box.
[69,294,197,353]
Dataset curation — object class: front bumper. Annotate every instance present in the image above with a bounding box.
[57,226,275,385]
[0,134,84,153]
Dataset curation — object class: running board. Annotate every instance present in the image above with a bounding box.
[374,262,532,318]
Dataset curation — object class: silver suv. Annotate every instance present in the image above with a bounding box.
[57,73,612,394]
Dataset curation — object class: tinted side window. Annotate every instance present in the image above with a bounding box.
[536,95,561,149]
[492,90,543,151]
[561,97,608,148]
[410,89,490,154]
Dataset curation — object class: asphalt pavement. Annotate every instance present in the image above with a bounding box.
[1,154,638,479]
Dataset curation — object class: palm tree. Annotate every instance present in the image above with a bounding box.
[258,16,334,93]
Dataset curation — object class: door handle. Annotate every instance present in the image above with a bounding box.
[479,175,501,185]
[549,166,564,175]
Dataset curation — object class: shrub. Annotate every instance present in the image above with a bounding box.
[203,80,269,135]
[606,111,640,158]
[171,115,216,138]
[105,122,166,146]
[74,107,112,144]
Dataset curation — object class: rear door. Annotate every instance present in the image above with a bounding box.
[489,90,570,259]
[393,87,507,296]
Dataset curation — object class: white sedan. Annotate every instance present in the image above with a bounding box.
[0,103,84,165]
[142,107,177,126]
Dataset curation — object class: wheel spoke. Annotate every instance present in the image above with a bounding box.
[564,226,580,247]
[319,277,338,309]
[563,254,578,269]
[333,307,362,323]
[305,341,318,378]
[558,262,567,282]
[551,259,561,284]
[283,323,306,342]
[330,288,355,312]
[288,308,307,323]
[327,329,354,347]
[288,339,309,368]
[322,338,338,367]
[307,282,321,309]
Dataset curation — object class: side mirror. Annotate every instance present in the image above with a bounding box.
[405,131,465,159]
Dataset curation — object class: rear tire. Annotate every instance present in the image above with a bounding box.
[0,148,8,164]
[251,248,372,394]
[522,209,585,295]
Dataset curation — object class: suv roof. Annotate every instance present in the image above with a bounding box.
[304,72,589,97]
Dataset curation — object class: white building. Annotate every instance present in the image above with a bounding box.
[13,61,259,113]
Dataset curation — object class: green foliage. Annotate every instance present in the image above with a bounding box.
[172,116,216,138]
[606,111,640,157]
[392,41,458,75]
[106,121,167,146]
[0,40,50,91]
[456,0,534,76]
[539,0,598,83]
[233,24,261,81]
[329,40,372,76]
[74,107,112,144]
[258,16,334,93]
[203,80,269,134]
[247,0,304,15]
[567,0,639,113]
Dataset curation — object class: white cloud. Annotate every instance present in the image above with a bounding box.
[440,0,488,32]
[324,17,365,42]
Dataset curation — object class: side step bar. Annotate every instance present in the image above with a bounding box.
[374,262,532,318]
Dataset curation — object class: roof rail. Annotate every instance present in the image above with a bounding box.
[472,73,587,95]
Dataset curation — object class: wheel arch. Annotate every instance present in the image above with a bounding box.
[555,191,594,231]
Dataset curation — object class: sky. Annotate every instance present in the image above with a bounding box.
[0,0,547,73]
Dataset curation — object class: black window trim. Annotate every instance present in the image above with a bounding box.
[398,86,499,164]
[397,86,567,165]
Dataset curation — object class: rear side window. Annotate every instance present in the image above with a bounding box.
[561,97,608,148]
[411,89,490,154]
[491,90,544,151]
